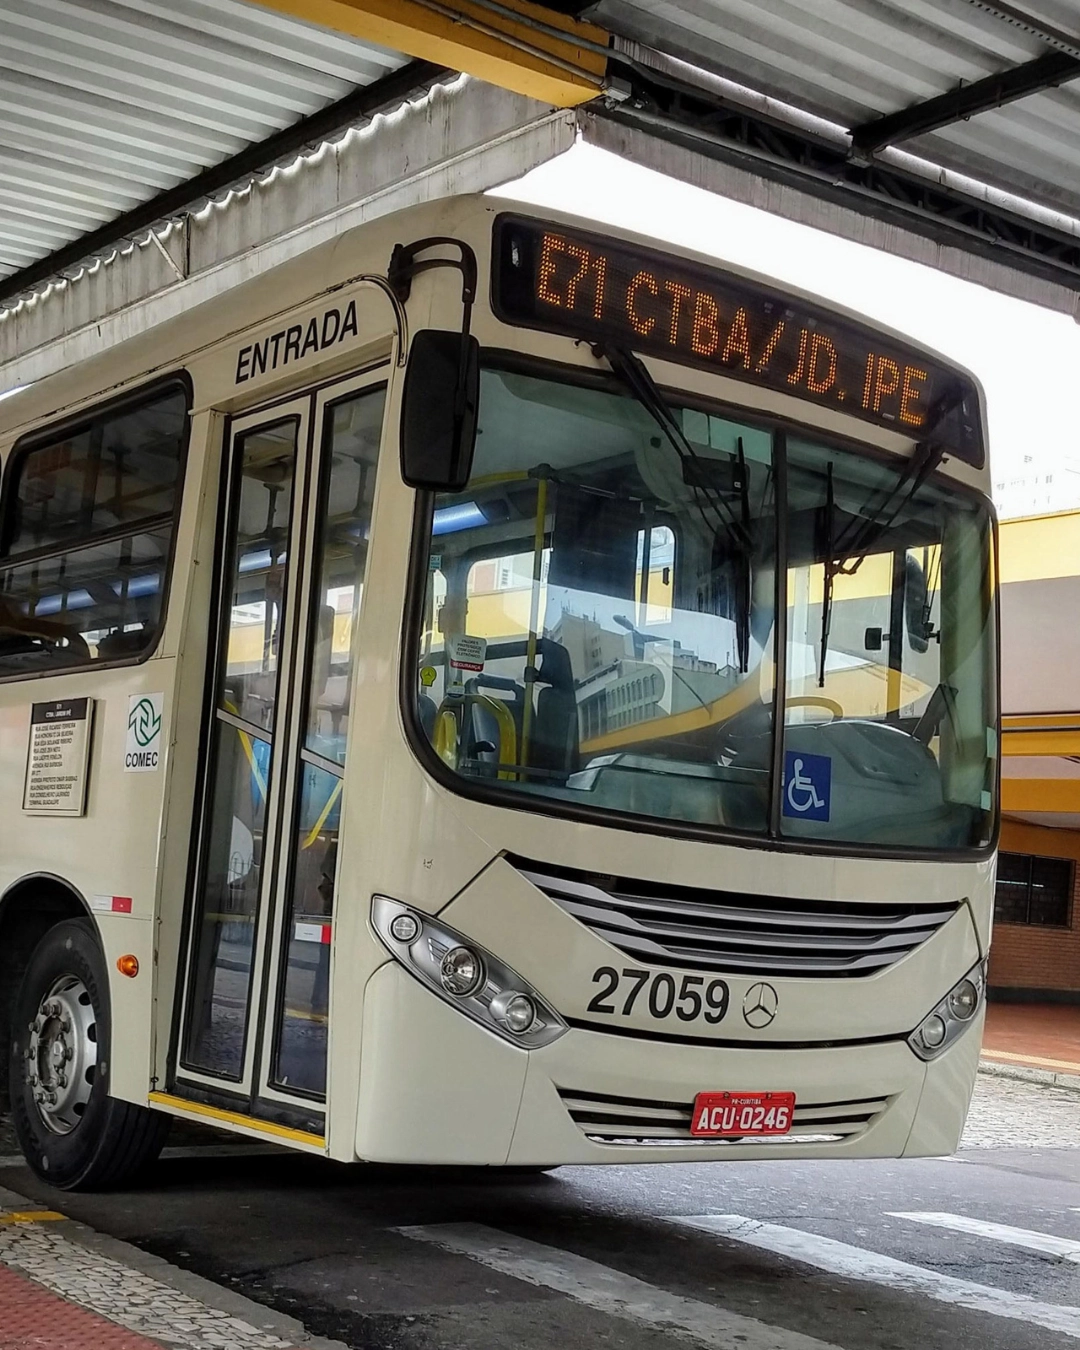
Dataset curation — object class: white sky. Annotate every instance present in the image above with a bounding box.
[495,142,1080,517]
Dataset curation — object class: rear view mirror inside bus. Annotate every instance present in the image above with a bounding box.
[400,329,480,492]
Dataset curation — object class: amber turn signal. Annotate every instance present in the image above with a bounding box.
[117,954,139,978]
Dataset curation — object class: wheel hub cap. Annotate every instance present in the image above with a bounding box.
[25,976,97,1135]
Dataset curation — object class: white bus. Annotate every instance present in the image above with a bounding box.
[0,196,997,1190]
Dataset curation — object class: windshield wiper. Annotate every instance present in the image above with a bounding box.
[819,462,834,688]
[600,344,754,670]
[601,346,752,551]
[832,380,966,571]
[833,438,945,574]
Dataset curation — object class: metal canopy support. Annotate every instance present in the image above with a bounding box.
[246,0,609,105]
[585,109,1080,319]
[0,60,448,313]
[957,0,1080,62]
[592,49,1080,311]
[0,77,576,391]
[851,50,1080,155]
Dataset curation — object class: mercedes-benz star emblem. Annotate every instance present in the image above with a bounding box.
[742,982,779,1028]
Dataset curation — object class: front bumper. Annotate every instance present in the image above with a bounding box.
[355,963,983,1165]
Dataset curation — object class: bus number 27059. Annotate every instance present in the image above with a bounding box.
[587,967,729,1024]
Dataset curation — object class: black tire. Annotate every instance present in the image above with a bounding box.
[8,918,170,1191]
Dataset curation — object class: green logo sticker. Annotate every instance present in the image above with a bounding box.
[128,697,162,748]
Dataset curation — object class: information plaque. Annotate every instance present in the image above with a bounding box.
[23,698,94,817]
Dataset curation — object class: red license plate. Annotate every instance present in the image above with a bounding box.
[690,1091,796,1138]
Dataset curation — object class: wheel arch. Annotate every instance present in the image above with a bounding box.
[0,875,97,1112]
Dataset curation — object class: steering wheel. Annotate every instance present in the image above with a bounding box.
[786,696,844,721]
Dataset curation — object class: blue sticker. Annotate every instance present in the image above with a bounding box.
[782,750,831,822]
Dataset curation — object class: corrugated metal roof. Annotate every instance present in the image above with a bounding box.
[0,0,407,280]
[594,0,1080,218]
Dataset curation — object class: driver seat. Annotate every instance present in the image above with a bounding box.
[531,644,579,781]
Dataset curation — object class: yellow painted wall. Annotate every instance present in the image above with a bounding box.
[999,510,1080,584]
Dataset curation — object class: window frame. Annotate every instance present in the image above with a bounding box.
[0,371,193,683]
[993,851,1074,928]
[398,350,1001,864]
[265,378,388,1099]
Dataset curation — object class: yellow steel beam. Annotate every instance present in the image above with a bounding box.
[249,0,609,106]
[1001,777,1080,813]
[1001,714,1080,757]
[1002,730,1080,757]
[1003,714,1080,729]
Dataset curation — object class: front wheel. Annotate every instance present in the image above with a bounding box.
[8,918,169,1190]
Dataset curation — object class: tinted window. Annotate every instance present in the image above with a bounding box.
[994,853,1072,927]
[0,383,188,675]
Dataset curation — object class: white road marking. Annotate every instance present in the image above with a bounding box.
[890,1211,1080,1263]
[668,1214,1080,1341]
[398,1222,842,1350]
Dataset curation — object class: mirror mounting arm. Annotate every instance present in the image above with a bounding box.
[388,237,478,339]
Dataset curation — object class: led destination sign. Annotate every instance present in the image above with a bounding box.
[492,216,984,466]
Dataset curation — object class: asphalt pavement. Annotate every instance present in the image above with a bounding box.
[1,1073,1078,1350]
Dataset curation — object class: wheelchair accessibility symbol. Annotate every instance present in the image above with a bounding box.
[782,750,831,822]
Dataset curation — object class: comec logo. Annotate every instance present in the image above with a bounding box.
[126,698,162,770]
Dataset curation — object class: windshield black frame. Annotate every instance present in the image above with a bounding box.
[399,351,1000,863]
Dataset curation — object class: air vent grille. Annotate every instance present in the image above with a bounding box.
[518,862,957,978]
[558,1087,887,1146]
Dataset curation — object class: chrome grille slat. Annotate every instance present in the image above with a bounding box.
[558,1087,888,1147]
[532,875,956,934]
[576,929,907,974]
[519,863,958,979]
[571,905,942,953]
[561,1098,692,1125]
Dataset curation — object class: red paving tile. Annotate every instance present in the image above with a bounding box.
[0,1260,165,1350]
[983,1001,1080,1071]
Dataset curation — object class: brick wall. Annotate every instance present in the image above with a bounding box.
[990,819,1080,996]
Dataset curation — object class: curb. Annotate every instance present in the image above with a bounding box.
[0,1182,348,1350]
[978,1057,1080,1092]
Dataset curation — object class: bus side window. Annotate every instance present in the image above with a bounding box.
[0,379,189,676]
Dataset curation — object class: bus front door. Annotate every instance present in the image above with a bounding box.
[176,374,386,1127]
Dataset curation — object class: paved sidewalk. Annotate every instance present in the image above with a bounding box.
[0,1190,343,1350]
[980,1002,1080,1088]
[0,1258,166,1350]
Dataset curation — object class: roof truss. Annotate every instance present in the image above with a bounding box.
[851,49,1080,156]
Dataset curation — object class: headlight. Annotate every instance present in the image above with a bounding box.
[372,896,567,1049]
[908,960,986,1061]
[440,946,484,996]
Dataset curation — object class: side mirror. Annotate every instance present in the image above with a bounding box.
[864,626,883,652]
[400,329,480,492]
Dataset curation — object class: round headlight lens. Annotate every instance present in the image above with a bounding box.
[492,991,537,1034]
[946,979,979,1022]
[440,946,484,997]
[920,1014,948,1049]
[389,912,421,943]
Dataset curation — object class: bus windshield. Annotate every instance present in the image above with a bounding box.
[410,365,996,852]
